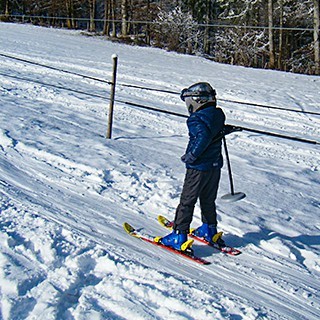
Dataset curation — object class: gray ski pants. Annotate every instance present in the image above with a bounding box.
[173,168,221,233]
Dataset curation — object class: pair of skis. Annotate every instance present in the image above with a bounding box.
[123,215,241,265]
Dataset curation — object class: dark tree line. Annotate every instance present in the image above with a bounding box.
[1,0,319,75]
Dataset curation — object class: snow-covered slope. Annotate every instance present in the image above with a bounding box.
[0,23,319,320]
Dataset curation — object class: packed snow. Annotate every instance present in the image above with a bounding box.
[0,23,319,320]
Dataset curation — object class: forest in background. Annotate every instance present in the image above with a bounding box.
[1,0,319,75]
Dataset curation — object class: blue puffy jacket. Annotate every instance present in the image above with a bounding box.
[184,104,225,171]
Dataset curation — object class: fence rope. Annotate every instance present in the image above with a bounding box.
[118,100,320,146]
[1,52,319,117]
[2,14,317,32]
[0,55,319,145]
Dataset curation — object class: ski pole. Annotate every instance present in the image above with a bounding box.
[221,136,246,202]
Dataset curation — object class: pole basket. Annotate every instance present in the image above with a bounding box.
[221,192,246,202]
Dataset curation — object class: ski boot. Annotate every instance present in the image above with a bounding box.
[157,230,193,251]
[193,224,226,247]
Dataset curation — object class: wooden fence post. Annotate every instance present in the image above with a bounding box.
[106,54,118,139]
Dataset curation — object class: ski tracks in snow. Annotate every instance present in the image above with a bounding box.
[0,195,262,320]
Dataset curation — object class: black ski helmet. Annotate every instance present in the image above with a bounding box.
[180,82,217,114]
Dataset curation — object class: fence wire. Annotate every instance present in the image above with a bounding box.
[1,14,316,32]
[1,52,319,117]
[0,52,319,145]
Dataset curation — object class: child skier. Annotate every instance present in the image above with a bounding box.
[160,82,228,251]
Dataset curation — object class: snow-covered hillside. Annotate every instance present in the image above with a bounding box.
[0,23,319,320]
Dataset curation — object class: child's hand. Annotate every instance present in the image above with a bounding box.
[181,153,197,164]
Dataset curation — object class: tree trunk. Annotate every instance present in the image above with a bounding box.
[66,0,75,29]
[5,0,9,15]
[111,0,116,37]
[268,0,275,69]
[278,0,284,70]
[121,0,128,37]
[103,0,109,35]
[146,0,151,45]
[314,0,320,75]
[203,0,211,55]
[104,0,116,37]
[89,0,96,32]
